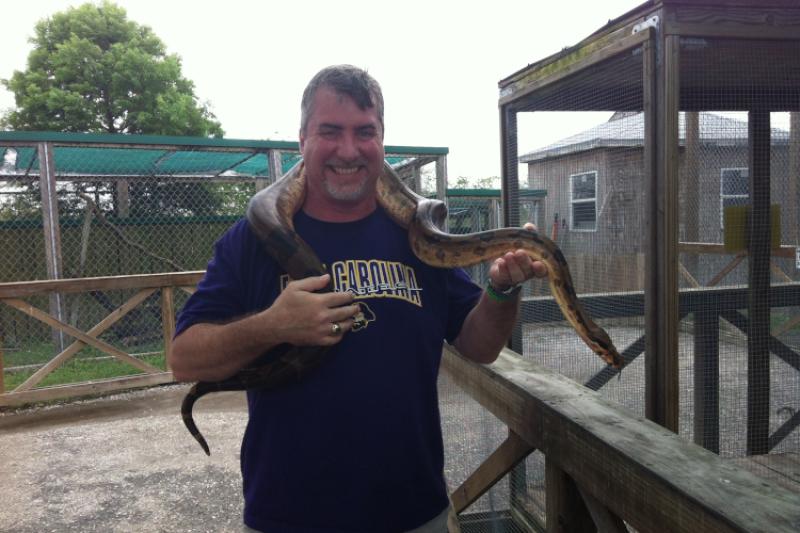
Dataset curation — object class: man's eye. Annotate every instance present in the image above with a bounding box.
[357,129,376,139]
[320,129,339,138]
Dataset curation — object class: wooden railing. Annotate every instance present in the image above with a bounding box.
[3,273,799,530]
[515,282,800,454]
[442,345,800,532]
[0,272,203,407]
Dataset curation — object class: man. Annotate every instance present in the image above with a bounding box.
[170,64,544,533]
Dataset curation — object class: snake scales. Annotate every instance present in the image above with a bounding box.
[181,161,622,455]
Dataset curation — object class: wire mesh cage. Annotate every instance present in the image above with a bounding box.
[443,1,800,531]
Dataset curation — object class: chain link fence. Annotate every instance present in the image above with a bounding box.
[0,133,448,399]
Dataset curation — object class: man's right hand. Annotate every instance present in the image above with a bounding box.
[263,274,361,346]
[170,274,360,382]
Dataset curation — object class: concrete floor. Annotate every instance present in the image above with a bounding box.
[0,384,249,533]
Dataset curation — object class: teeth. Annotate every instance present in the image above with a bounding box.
[332,166,359,175]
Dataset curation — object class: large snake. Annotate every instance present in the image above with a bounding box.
[181,161,623,455]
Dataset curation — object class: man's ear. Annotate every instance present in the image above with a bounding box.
[298,129,305,152]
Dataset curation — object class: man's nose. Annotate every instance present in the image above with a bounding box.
[336,133,359,160]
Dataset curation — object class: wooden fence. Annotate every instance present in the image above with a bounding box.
[2,273,799,531]
[0,272,202,407]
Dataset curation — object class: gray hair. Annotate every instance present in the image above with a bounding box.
[300,65,384,135]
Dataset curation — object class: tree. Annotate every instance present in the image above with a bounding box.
[1,1,227,219]
[451,175,501,189]
[1,1,222,136]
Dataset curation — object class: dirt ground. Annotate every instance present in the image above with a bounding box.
[0,372,529,533]
[0,384,250,533]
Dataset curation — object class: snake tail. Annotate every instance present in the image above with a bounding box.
[181,382,215,456]
[181,345,333,455]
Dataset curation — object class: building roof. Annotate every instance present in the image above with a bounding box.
[520,112,791,163]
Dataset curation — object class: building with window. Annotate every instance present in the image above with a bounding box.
[521,111,794,256]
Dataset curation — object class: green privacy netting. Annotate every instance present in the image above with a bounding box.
[0,131,448,179]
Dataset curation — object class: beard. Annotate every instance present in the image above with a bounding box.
[322,172,373,203]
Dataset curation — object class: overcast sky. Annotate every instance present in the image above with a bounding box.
[0,0,646,182]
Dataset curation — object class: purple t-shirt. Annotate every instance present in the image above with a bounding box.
[176,206,481,532]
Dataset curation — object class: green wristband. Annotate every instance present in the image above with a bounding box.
[486,281,522,302]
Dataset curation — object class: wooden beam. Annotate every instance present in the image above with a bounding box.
[693,309,720,453]
[683,112,701,282]
[412,165,421,194]
[499,27,653,106]
[706,253,746,287]
[790,113,800,246]
[435,156,447,202]
[646,32,680,431]
[679,242,796,259]
[678,262,701,288]
[500,106,519,227]
[259,148,283,191]
[546,459,595,533]
[0,372,173,407]
[449,430,534,513]
[161,287,176,369]
[747,109,772,456]
[2,299,161,375]
[577,486,630,533]
[12,288,157,392]
[441,345,800,532]
[0,335,4,395]
[37,142,66,352]
[500,105,524,355]
[770,261,793,283]
[770,412,800,453]
[663,4,800,40]
[115,180,130,218]
[0,271,204,298]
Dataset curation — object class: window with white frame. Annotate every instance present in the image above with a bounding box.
[720,167,749,228]
[570,171,597,231]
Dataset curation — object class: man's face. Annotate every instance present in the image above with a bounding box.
[299,86,385,219]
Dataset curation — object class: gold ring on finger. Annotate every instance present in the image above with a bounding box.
[331,322,342,335]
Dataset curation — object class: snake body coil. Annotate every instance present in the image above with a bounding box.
[181,162,622,455]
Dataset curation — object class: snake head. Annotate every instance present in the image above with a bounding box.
[415,199,448,231]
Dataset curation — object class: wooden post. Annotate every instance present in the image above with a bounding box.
[412,164,422,194]
[435,155,447,202]
[0,334,5,394]
[693,308,720,453]
[684,112,701,279]
[545,459,595,533]
[789,112,799,247]
[37,142,66,352]
[115,180,130,218]
[258,149,282,191]
[747,109,771,456]
[501,106,520,229]
[645,34,681,432]
[450,430,534,513]
[161,287,175,370]
[500,103,529,512]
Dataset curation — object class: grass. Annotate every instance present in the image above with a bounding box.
[2,309,796,393]
[2,339,167,392]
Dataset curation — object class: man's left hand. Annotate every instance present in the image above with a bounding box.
[488,223,548,291]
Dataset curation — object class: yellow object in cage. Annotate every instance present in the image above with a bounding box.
[723,204,781,253]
